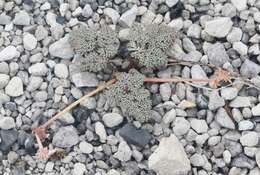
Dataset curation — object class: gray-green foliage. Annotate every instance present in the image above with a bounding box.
[106,69,152,122]
[127,23,176,68]
[69,25,120,72]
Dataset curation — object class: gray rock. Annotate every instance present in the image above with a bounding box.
[233,42,248,55]
[49,36,74,59]
[0,92,10,105]
[172,117,190,136]
[208,90,225,110]
[29,53,43,63]
[104,8,120,24]
[229,96,251,108]
[227,27,242,43]
[0,62,9,74]
[0,13,11,25]
[232,154,256,169]
[222,3,236,17]
[256,150,260,168]
[190,153,206,167]
[73,163,86,175]
[0,74,9,89]
[240,131,259,147]
[52,126,79,148]
[231,0,247,11]
[23,33,37,51]
[0,46,18,61]
[191,65,208,86]
[254,12,260,23]
[166,0,179,7]
[71,72,98,87]
[45,162,54,172]
[119,5,138,27]
[33,91,48,102]
[183,38,196,52]
[26,76,43,92]
[95,122,107,142]
[148,134,191,175]
[190,119,208,133]
[7,151,19,164]
[238,120,254,131]
[141,10,156,25]
[79,141,93,154]
[58,112,75,125]
[168,18,183,31]
[5,77,23,97]
[13,10,30,26]
[54,63,69,79]
[240,59,260,78]
[114,141,132,162]
[35,25,48,41]
[182,51,202,62]
[162,108,176,124]
[205,17,233,38]
[215,108,235,129]
[28,63,48,76]
[82,4,93,18]
[187,24,201,39]
[0,129,18,152]
[252,103,260,116]
[160,83,171,101]
[220,87,238,100]
[0,117,15,130]
[206,43,229,66]
[102,113,123,128]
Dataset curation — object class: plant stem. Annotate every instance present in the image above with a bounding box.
[144,77,210,83]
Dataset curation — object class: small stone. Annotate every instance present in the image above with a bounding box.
[49,36,74,59]
[7,151,18,164]
[0,117,15,130]
[215,108,235,129]
[0,62,9,74]
[166,0,179,7]
[79,141,93,154]
[114,141,132,162]
[95,122,107,142]
[172,117,190,136]
[205,17,233,38]
[162,108,176,124]
[5,77,23,97]
[52,126,79,148]
[232,154,256,169]
[141,10,156,25]
[187,24,201,39]
[227,27,242,43]
[208,90,225,110]
[252,103,260,116]
[58,112,75,125]
[168,18,183,31]
[71,72,98,87]
[233,42,248,56]
[73,163,86,175]
[254,12,260,23]
[104,8,120,24]
[256,150,260,168]
[23,33,37,51]
[231,0,247,11]
[0,46,18,61]
[190,119,208,133]
[160,83,171,101]
[229,96,251,108]
[119,123,152,147]
[0,13,11,25]
[54,63,69,79]
[45,162,54,172]
[223,150,231,164]
[82,4,93,18]
[13,10,30,26]
[28,63,48,76]
[0,129,18,152]
[26,76,43,92]
[220,87,238,100]
[240,131,259,147]
[238,120,254,131]
[0,74,9,89]
[206,43,229,66]
[191,65,208,86]
[148,134,191,175]
[119,5,138,27]
[190,153,205,167]
[102,113,123,128]
[35,25,48,41]
[240,59,260,78]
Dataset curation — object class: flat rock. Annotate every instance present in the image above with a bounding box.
[102,113,123,128]
[205,17,233,38]
[71,72,98,87]
[0,46,18,61]
[190,119,208,134]
[119,123,152,147]
[49,36,74,59]
[5,77,24,97]
[54,63,69,79]
[220,87,238,100]
[148,134,191,175]
[95,122,107,142]
[28,63,48,76]
[52,126,79,148]
[0,129,18,152]
[232,154,256,169]
[215,108,235,129]
[206,43,229,66]
[13,10,30,26]
[229,96,251,108]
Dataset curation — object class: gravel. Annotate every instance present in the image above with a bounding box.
[5,77,23,97]
[102,113,123,128]
[52,126,79,148]
[0,46,18,61]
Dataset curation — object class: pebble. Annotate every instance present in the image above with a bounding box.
[35,25,48,41]
[172,117,190,136]
[166,0,179,7]
[104,8,120,24]
[58,112,75,125]
[0,46,18,62]
[215,108,235,129]
[28,63,48,76]
[114,141,132,162]
[0,74,9,89]
[73,163,86,175]
[0,129,18,152]
[206,43,229,66]
[240,131,259,147]
[229,96,251,108]
[256,150,260,168]
[102,113,123,128]
[79,141,93,154]
[191,65,208,86]
[13,10,30,26]
[49,36,74,59]
[190,119,208,133]
[238,120,254,131]
[223,150,232,164]
[23,33,37,51]
[119,5,138,27]
[119,123,152,147]
[190,153,206,167]
[5,77,23,97]
[187,24,201,39]
[227,27,242,43]
[95,122,107,142]
[148,134,191,175]
[26,76,43,92]
[231,0,247,11]
[240,59,260,78]
[220,87,238,100]
[45,162,54,172]
[252,103,260,116]
[208,90,225,110]
[233,42,248,56]
[162,108,176,124]
[160,83,171,101]
[0,13,11,25]
[231,154,256,169]
[0,117,15,130]
[71,72,98,87]
[54,63,69,79]
[205,17,233,38]
[52,126,79,148]
[82,4,93,18]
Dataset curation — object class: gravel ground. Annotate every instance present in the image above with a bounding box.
[1,0,260,175]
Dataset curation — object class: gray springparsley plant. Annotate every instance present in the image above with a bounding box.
[106,69,152,123]
[127,23,176,68]
[69,25,120,72]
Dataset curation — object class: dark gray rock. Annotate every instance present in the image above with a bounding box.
[231,154,256,169]
[206,43,229,66]
[119,123,152,147]
[0,129,18,152]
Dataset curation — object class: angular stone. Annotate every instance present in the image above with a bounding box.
[148,134,191,175]
[49,36,74,59]
[0,74,10,89]
[0,46,18,61]
[113,141,132,162]
[71,72,98,87]
[232,154,256,169]
[104,8,120,24]
[52,126,79,148]
[206,43,229,66]
[240,59,260,78]
[205,17,233,38]
[102,113,123,128]
[240,131,259,147]
[13,11,30,26]
[252,103,260,116]
[23,33,37,51]
[229,96,251,108]
[0,117,15,130]
[215,108,235,129]
[0,129,18,152]
[119,5,138,27]
[5,77,23,97]
[28,63,48,76]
